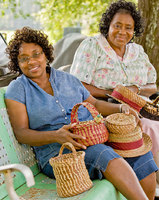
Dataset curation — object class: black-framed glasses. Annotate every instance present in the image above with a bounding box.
[18,51,43,63]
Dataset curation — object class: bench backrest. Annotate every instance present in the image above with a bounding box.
[0,87,40,199]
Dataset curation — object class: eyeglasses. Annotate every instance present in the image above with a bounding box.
[18,51,43,63]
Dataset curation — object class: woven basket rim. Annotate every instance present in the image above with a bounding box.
[71,120,104,128]
[105,113,136,126]
[112,133,152,157]
[50,151,85,164]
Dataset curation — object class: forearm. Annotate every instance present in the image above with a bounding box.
[82,82,113,99]
[138,83,157,97]
[14,128,58,146]
[127,83,157,97]
[95,100,121,116]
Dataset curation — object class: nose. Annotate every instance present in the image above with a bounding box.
[119,28,126,34]
[27,56,35,64]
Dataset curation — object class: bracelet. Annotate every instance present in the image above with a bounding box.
[119,104,124,113]
[134,85,141,95]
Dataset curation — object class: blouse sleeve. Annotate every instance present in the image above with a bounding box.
[5,80,26,104]
[139,45,157,84]
[70,37,99,84]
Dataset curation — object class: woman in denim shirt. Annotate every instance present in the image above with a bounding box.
[5,27,157,200]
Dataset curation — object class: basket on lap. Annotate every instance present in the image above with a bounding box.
[49,142,93,197]
[71,102,109,146]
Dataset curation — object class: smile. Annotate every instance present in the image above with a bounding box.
[116,37,126,41]
[29,66,39,72]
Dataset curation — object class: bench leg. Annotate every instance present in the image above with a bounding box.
[4,169,20,200]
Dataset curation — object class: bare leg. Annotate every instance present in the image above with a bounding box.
[103,158,148,200]
[140,172,156,200]
[154,152,159,184]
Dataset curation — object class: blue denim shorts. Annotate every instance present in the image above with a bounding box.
[41,144,158,181]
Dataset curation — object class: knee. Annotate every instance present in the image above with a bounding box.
[140,172,156,200]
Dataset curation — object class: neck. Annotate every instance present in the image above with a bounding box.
[107,38,126,58]
[31,72,50,87]
[114,47,125,58]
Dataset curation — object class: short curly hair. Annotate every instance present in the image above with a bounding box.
[6,26,54,74]
[99,0,144,40]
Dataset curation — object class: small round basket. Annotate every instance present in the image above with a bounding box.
[71,102,109,146]
[105,113,136,134]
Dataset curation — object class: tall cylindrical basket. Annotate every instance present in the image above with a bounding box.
[49,142,93,197]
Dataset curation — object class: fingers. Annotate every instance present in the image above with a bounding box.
[58,125,87,150]
[69,132,86,140]
[63,123,77,130]
[68,132,87,149]
[121,105,142,129]
[137,119,143,131]
[121,104,130,114]
[71,140,87,150]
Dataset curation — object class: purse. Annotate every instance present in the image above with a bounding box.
[71,102,109,146]
[49,142,93,197]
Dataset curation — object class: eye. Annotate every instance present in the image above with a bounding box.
[18,57,29,63]
[114,24,121,29]
[126,27,133,30]
[32,52,41,58]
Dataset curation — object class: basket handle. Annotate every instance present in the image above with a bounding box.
[59,142,77,157]
[152,96,159,106]
[71,102,99,123]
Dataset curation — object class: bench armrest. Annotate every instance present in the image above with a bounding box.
[0,164,35,200]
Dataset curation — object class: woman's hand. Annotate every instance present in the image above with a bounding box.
[55,123,87,150]
[120,104,142,128]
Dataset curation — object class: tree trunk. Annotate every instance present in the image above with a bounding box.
[136,0,159,86]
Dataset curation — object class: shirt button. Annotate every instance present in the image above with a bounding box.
[65,117,67,120]
[62,109,65,112]
[56,100,59,103]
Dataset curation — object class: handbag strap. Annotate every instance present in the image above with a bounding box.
[71,102,99,123]
[59,142,77,157]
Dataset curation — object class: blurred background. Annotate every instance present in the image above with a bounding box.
[0,0,159,86]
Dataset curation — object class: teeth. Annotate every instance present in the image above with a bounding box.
[30,67,38,72]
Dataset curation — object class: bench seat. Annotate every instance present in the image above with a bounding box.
[0,87,126,200]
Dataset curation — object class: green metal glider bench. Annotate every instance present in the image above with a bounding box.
[0,87,126,200]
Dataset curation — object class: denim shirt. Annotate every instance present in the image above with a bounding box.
[5,67,91,168]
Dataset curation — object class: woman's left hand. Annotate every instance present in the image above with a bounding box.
[120,104,142,128]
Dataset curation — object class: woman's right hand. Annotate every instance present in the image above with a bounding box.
[55,123,87,150]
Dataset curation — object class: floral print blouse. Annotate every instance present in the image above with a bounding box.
[70,34,157,90]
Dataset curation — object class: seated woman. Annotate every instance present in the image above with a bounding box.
[5,26,157,200]
[70,0,159,166]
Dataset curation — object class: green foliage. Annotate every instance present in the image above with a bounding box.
[36,0,110,42]
[0,0,138,43]
[37,0,137,43]
[0,0,30,18]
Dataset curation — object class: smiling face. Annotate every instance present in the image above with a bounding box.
[18,42,47,79]
[107,12,134,52]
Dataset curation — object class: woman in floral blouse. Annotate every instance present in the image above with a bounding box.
[70,0,159,185]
